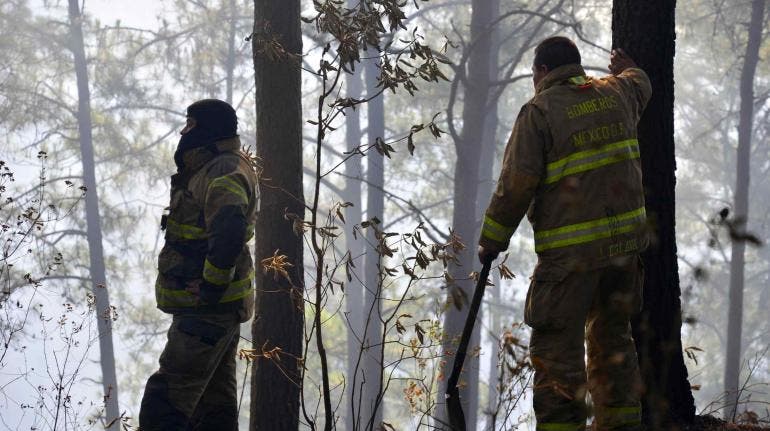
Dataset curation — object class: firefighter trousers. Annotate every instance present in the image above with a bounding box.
[525,256,644,431]
[139,313,241,431]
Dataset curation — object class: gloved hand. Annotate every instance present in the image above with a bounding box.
[608,48,638,75]
[477,245,499,265]
[185,279,227,305]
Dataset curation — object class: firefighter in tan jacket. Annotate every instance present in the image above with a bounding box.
[140,99,258,430]
[478,37,651,430]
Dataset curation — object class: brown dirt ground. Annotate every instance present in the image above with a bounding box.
[679,415,770,431]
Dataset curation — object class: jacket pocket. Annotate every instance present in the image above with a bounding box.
[524,262,571,330]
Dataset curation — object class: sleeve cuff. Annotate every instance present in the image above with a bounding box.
[479,215,515,252]
[479,235,509,252]
[203,258,236,286]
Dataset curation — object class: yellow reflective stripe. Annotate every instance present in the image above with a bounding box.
[220,272,254,302]
[535,207,646,240]
[155,277,198,307]
[203,258,236,286]
[534,207,646,252]
[537,422,585,431]
[156,271,254,307]
[547,139,637,172]
[568,75,588,85]
[167,219,254,242]
[551,149,640,183]
[545,139,639,184]
[166,218,207,240]
[605,406,640,415]
[481,215,515,243]
[535,223,637,252]
[209,176,248,204]
[600,405,641,427]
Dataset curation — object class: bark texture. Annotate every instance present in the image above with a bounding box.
[250,0,304,429]
[611,1,696,428]
[723,0,766,420]
[440,0,495,428]
[67,1,120,428]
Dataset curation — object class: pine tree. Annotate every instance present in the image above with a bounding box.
[612,1,696,427]
[250,0,304,428]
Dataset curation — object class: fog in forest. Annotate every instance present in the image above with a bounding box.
[1,0,768,430]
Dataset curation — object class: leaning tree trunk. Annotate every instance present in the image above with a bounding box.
[361,55,385,431]
[439,0,495,428]
[723,0,765,421]
[612,1,696,428]
[250,0,304,429]
[67,1,120,429]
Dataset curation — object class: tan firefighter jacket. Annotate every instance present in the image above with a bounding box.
[479,64,652,269]
[156,137,258,320]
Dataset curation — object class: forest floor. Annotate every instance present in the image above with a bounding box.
[680,415,770,431]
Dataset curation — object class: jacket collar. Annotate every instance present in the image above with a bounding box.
[180,136,241,174]
[535,64,587,94]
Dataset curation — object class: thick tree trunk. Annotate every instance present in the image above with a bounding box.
[611,1,695,428]
[440,0,495,428]
[723,0,765,421]
[361,56,385,431]
[344,19,366,429]
[250,0,304,429]
[67,2,120,429]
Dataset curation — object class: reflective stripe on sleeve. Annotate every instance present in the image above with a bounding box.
[156,271,254,308]
[208,175,248,204]
[481,215,515,243]
[534,206,646,252]
[219,273,255,302]
[203,258,236,286]
[545,139,639,184]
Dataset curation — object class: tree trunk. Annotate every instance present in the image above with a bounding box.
[225,0,237,105]
[723,0,765,421]
[250,0,304,429]
[344,14,366,428]
[611,1,696,428]
[481,63,501,431]
[361,55,385,431]
[67,1,120,429]
[440,0,495,428]
[477,2,501,424]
